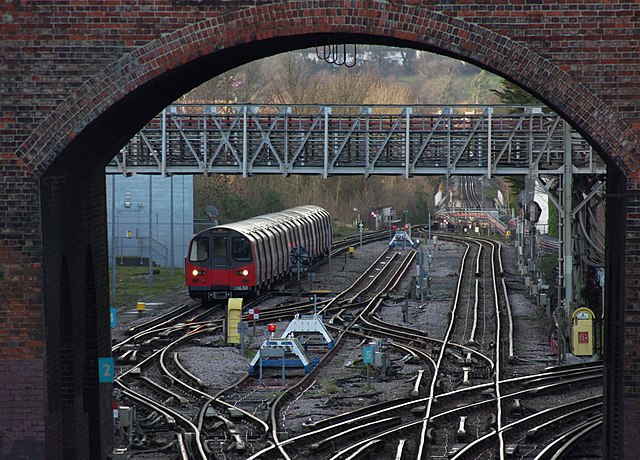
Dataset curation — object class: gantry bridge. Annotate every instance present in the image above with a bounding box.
[109,104,605,177]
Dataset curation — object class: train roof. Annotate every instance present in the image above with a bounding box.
[196,205,329,236]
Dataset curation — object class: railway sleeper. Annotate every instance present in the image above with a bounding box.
[411,369,425,397]
[456,415,468,440]
[461,367,472,386]
[505,444,519,456]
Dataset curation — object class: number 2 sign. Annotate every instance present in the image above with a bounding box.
[98,357,115,383]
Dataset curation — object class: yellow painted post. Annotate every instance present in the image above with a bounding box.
[136,301,146,315]
[570,307,595,356]
[227,298,243,345]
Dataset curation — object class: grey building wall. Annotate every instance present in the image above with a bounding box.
[105,175,194,270]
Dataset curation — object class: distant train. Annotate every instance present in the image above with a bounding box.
[186,205,332,300]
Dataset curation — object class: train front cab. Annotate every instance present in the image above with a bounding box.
[186,228,255,300]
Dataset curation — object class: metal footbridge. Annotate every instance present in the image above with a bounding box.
[108,104,605,177]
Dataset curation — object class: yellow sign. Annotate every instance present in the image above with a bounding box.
[571,307,595,356]
[227,298,243,345]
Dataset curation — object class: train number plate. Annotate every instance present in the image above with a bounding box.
[231,286,249,291]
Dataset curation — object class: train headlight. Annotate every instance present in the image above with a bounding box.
[237,269,249,276]
[192,269,205,276]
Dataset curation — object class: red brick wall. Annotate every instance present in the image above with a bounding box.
[1,1,638,457]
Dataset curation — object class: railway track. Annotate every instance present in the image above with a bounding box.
[112,234,602,459]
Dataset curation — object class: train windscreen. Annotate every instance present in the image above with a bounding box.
[189,237,209,262]
[232,237,252,261]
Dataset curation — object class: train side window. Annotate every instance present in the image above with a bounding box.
[213,236,227,259]
[232,237,252,261]
[189,237,209,262]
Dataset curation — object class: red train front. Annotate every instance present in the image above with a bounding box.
[186,227,256,300]
[186,205,332,300]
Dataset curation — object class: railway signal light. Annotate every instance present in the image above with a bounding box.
[268,323,276,333]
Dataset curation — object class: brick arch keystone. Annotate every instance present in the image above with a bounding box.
[16,2,638,178]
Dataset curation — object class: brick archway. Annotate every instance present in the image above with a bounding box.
[2,2,639,458]
[17,5,638,177]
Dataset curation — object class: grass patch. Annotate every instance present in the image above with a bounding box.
[109,265,185,308]
[321,380,339,395]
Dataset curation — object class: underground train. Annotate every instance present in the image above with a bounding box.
[186,205,332,300]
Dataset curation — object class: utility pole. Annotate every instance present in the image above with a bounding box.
[111,176,117,304]
[148,175,153,287]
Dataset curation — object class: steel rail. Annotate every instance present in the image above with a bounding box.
[266,250,417,459]
[415,238,472,458]
[533,417,602,460]
[491,239,507,458]
[255,365,602,459]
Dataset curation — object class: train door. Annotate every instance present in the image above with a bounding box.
[212,233,231,286]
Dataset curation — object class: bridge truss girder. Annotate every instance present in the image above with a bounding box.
[108,104,605,177]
